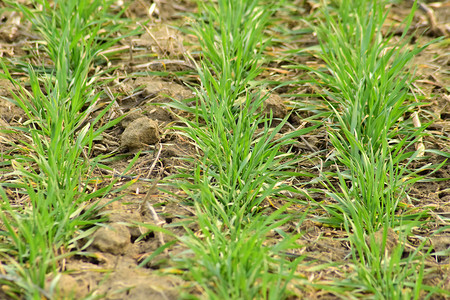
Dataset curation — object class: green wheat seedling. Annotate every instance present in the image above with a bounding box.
[191,0,272,97]
[171,61,314,300]
[337,198,450,299]
[309,0,440,228]
[169,0,316,218]
[313,0,433,151]
[0,61,128,300]
[317,112,435,230]
[10,0,134,66]
[314,137,440,298]
[341,215,433,299]
[179,204,303,300]
[298,0,446,298]
[166,0,314,298]
[0,0,135,298]
[173,62,316,219]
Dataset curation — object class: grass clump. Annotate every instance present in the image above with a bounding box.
[0,0,134,298]
[192,0,275,100]
[301,0,445,297]
[176,62,314,220]
[179,204,301,300]
[314,0,428,148]
[310,0,435,231]
[166,0,315,298]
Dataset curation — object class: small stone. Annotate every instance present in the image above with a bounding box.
[429,235,450,253]
[92,223,131,255]
[48,274,89,299]
[120,111,144,128]
[121,117,159,151]
[366,227,399,256]
[263,92,288,119]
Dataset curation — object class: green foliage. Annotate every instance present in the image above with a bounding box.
[192,0,275,101]
[180,205,302,300]
[307,0,438,230]
[302,0,445,298]
[173,62,316,220]
[315,0,430,151]
[0,0,134,297]
[165,0,311,298]
[10,0,133,71]
[344,218,431,300]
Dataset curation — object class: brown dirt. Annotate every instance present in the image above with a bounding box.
[0,0,449,299]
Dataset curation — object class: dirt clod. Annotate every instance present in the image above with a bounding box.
[51,274,89,299]
[97,266,182,300]
[91,223,131,255]
[366,227,399,256]
[429,234,450,263]
[133,77,193,101]
[263,92,288,119]
[121,117,160,151]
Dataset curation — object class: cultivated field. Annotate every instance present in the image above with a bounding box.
[0,0,449,299]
